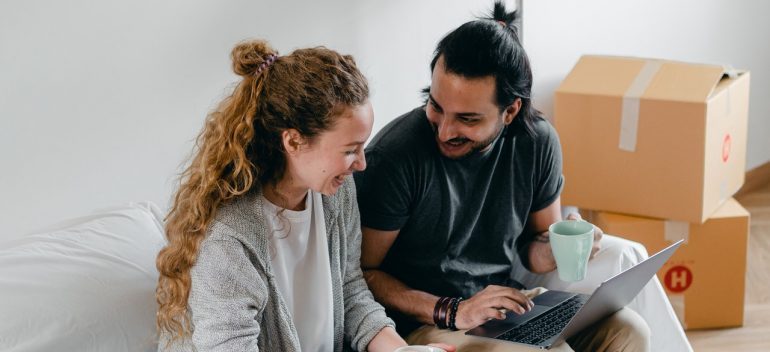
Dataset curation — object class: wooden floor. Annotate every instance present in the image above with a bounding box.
[686,180,770,351]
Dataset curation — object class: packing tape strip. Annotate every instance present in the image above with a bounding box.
[619,60,662,152]
[720,179,728,202]
[664,220,689,244]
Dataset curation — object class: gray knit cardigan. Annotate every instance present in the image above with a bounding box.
[159,177,395,351]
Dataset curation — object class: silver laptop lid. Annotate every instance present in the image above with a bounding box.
[552,239,684,346]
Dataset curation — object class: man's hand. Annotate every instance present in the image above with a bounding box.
[453,285,534,330]
[565,213,603,259]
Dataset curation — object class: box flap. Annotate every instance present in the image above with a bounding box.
[644,61,725,102]
[557,55,647,97]
[709,198,750,219]
[557,55,727,103]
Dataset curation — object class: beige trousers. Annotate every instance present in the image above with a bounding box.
[406,288,650,352]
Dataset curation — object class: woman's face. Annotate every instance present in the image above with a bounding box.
[284,101,374,196]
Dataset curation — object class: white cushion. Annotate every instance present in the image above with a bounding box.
[0,202,166,352]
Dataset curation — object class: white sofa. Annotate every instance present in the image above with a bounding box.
[0,202,166,352]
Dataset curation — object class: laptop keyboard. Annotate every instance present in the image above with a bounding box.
[497,295,584,345]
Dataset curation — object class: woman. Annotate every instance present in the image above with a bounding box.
[155,39,452,352]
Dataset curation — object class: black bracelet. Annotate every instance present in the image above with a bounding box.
[448,297,464,331]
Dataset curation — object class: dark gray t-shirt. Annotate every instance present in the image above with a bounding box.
[354,107,563,333]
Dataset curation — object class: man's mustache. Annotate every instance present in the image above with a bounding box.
[445,137,470,144]
[430,123,471,144]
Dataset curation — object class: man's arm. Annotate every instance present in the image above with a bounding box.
[525,197,562,274]
[361,227,439,325]
[361,227,534,330]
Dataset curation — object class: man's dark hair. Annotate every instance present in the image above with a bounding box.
[425,0,541,136]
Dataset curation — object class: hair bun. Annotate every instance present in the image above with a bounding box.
[231,39,277,77]
[492,0,518,23]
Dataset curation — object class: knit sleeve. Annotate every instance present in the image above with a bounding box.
[339,177,396,351]
[186,223,268,351]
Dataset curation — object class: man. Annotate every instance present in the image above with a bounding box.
[354,2,692,351]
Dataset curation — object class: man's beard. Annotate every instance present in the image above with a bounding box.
[434,119,505,160]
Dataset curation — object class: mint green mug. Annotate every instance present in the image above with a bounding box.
[549,220,594,282]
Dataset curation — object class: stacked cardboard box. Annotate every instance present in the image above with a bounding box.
[554,55,751,329]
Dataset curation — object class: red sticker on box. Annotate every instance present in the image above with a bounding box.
[722,134,731,163]
[664,265,693,293]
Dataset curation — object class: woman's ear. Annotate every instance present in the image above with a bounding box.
[503,98,522,125]
[281,129,306,154]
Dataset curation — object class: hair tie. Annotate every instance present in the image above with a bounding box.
[256,53,278,75]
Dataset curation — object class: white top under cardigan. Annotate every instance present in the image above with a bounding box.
[262,191,335,352]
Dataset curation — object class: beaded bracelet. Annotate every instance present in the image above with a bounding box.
[448,297,464,330]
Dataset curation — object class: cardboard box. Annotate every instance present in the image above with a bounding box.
[555,55,750,223]
[584,198,750,329]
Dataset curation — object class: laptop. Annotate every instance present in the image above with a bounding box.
[466,239,683,349]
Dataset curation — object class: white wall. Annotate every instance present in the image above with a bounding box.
[523,0,770,170]
[0,0,498,239]
[5,0,765,239]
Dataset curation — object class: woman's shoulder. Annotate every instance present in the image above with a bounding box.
[205,190,268,257]
[194,209,269,289]
[212,190,259,229]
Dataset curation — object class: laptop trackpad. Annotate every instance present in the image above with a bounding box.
[502,304,551,325]
[498,289,572,325]
[466,304,551,337]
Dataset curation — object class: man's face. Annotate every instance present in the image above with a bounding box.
[425,56,517,159]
